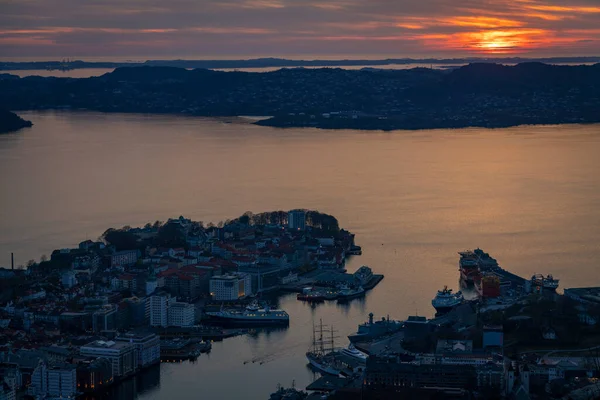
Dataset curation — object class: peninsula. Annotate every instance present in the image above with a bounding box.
[0,209,367,399]
[1,63,600,131]
[0,110,33,133]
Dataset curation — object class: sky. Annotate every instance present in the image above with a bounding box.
[1,0,600,60]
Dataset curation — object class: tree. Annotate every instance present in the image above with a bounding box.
[156,223,186,248]
[40,254,48,262]
[26,259,36,267]
[152,220,163,229]
[103,229,139,251]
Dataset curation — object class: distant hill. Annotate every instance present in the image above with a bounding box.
[0,110,32,133]
[1,63,599,130]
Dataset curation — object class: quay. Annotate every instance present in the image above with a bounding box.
[280,268,384,294]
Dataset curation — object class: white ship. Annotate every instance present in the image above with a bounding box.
[431,286,464,314]
[340,343,368,362]
[206,301,289,326]
[306,319,342,376]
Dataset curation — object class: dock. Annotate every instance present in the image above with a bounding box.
[280,270,384,293]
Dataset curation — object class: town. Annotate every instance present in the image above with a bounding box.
[1,212,599,400]
[272,250,600,400]
[0,209,373,400]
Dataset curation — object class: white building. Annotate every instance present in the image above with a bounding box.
[116,331,160,368]
[29,361,77,399]
[80,340,138,377]
[168,302,195,327]
[210,273,252,301]
[149,293,170,327]
[288,209,306,230]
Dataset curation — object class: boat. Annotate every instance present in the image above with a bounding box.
[337,285,365,303]
[348,245,362,255]
[531,274,559,292]
[459,250,480,284]
[205,301,289,326]
[306,319,342,376]
[348,313,403,343]
[297,290,325,302]
[340,343,368,362]
[431,286,464,314]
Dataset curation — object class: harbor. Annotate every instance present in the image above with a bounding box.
[267,248,600,400]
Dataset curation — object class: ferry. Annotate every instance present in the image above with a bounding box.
[431,286,464,314]
[206,301,289,326]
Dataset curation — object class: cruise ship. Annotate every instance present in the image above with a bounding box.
[348,313,403,343]
[458,251,480,284]
[431,286,464,314]
[206,302,289,326]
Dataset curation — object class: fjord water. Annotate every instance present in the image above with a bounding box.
[1,111,599,399]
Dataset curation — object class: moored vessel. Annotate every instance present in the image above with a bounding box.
[431,286,464,314]
[206,301,289,326]
[306,319,342,376]
[348,313,403,343]
[340,343,368,362]
[458,250,480,284]
[531,274,559,292]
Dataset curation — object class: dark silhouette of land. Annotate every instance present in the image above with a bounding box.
[0,110,33,133]
[1,56,600,71]
[1,62,600,130]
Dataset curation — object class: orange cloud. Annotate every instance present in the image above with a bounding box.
[525,5,600,13]
[440,16,524,28]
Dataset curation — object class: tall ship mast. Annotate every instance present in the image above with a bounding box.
[306,319,341,375]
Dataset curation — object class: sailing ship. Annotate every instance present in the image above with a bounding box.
[306,319,342,375]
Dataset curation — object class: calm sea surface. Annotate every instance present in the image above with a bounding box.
[1,111,599,399]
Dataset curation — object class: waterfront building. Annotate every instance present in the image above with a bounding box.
[238,264,282,293]
[116,330,160,368]
[149,292,170,327]
[209,273,252,300]
[288,209,306,230]
[364,356,477,392]
[29,361,77,399]
[167,302,195,327]
[80,340,138,377]
[76,358,113,393]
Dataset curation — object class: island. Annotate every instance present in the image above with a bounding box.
[0,109,32,133]
[1,63,600,131]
